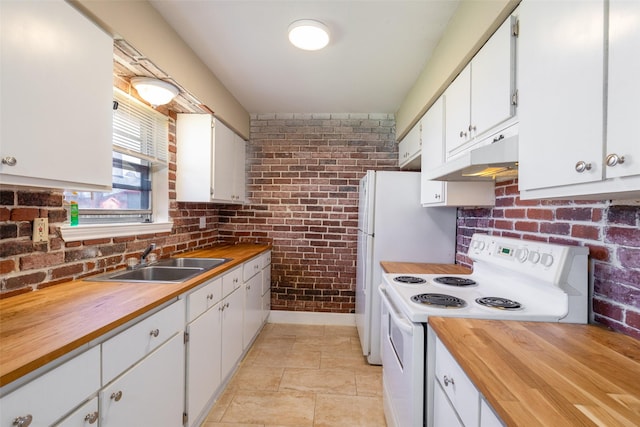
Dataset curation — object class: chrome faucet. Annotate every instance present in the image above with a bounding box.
[140,243,156,266]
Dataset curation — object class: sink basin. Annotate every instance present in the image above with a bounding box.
[87,257,231,283]
[100,266,204,283]
[153,257,230,270]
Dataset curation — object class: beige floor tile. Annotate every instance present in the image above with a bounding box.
[253,347,322,369]
[229,365,284,391]
[205,388,236,423]
[263,323,326,337]
[320,352,368,369]
[313,394,386,427]
[252,334,297,351]
[221,390,316,426]
[279,368,357,395]
[202,423,264,427]
[293,335,353,353]
[323,325,359,337]
[355,369,383,397]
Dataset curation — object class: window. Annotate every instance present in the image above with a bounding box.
[65,88,168,224]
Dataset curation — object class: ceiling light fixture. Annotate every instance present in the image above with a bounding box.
[288,19,330,51]
[130,77,179,106]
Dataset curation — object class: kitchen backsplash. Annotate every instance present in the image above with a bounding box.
[457,180,640,339]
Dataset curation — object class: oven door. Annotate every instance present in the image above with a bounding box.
[379,285,425,427]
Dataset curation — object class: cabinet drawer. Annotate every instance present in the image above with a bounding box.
[187,277,223,322]
[54,397,98,427]
[0,346,100,427]
[261,250,272,268]
[435,337,480,427]
[243,256,262,282]
[102,300,185,384]
[222,266,242,297]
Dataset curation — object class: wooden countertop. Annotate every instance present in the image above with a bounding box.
[381,261,472,275]
[429,317,640,426]
[0,243,270,388]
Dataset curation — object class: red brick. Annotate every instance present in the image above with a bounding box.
[0,259,15,274]
[10,208,39,221]
[20,252,64,270]
[515,221,539,232]
[504,209,526,219]
[527,208,553,221]
[572,225,600,240]
[606,226,640,247]
[587,245,610,262]
[556,207,593,221]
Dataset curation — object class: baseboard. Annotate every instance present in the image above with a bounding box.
[267,310,355,326]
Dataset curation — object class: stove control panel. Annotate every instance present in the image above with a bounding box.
[468,233,588,285]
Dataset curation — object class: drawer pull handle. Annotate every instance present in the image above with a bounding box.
[111,391,123,401]
[150,329,160,337]
[12,415,32,427]
[443,375,455,387]
[84,411,99,424]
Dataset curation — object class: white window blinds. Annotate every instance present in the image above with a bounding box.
[113,88,168,164]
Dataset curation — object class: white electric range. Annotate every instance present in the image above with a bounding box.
[379,233,589,427]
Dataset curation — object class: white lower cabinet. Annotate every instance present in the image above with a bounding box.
[221,287,244,383]
[433,381,463,427]
[54,397,98,427]
[0,346,100,427]
[185,278,223,427]
[100,333,185,427]
[261,252,272,323]
[480,398,504,427]
[243,272,263,349]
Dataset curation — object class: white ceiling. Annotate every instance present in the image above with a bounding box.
[149,0,460,115]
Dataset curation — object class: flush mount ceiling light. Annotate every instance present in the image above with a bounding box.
[130,77,179,106]
[288,19,330,51]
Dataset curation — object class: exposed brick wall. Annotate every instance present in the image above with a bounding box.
[218,113,398,313]
[457,179,640,339]
[0,103,224,297]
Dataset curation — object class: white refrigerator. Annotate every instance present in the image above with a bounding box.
[355,170,457,364]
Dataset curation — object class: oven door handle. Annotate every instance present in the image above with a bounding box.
[379,285,414,336]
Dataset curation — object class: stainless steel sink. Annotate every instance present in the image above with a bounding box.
[88,257,231,283]
[104,266,204,282]
[153,257,230,270]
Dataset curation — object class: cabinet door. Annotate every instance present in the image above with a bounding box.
[0,0,113,191]
[176,114,214,202]
[221,287,244,382]
[186,303,222,426]
[211,119,236,202]
[101,333,185,427]
[433,381,464,427]
[233,133,247,202]
[518,0,604,191]
[606,0,640,179]
[421,97,447,205]
[243,273,263,349]
[399,122,422,169]
[444,65,472,158]
[471,16,515,138]
[480,398,504,427]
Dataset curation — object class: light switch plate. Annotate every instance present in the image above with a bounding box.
[33,218,48,243]
[199,217,206,229]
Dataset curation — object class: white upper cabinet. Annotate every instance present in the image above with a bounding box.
[176,114,246,204]
[518,0,640,199]
[0,0,113,191]
[399,121,422,170]
[445,16,517,160]
[606,0,640,179]
[421,97,495,207]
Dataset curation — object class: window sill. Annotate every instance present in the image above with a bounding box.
[59,222,173,242]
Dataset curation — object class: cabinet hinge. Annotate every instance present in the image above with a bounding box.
[184,332,189,344]
[512,19,519,37]
[511,90,519,106]
[183,412,188,425]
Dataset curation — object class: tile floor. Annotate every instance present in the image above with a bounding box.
[202,323,387,427]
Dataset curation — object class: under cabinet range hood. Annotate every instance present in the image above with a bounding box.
[425,132,519,182]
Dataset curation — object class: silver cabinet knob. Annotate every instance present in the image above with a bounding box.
[207,293,214,300]
[2,156,17,166]
[575,161,592,173]
[459,130,468,138]
[468,124,476,132]
[110,391,123,401]
[149,329,160,337]
[12,415,32,427]
[606,153,625,167]
[443,375,455,387]
[84,411,99,424]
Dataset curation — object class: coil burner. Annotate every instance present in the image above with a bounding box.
[475,297,522,310]
[394,276,427,284]
[410,293,467,308]
[433,276,477,287]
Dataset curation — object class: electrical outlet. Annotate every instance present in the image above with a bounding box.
[33,218,48,243]
[199,217,206,229]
